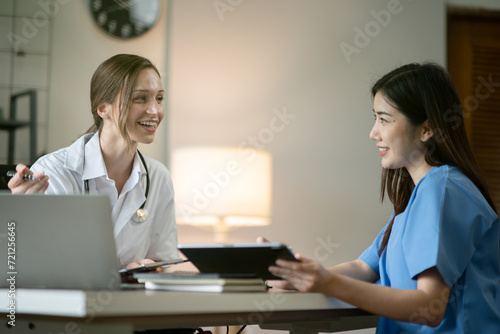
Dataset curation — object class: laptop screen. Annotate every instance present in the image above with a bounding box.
[0,194,121,290]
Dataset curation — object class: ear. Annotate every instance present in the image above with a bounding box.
[419,120,434,143]
[97,103,111,120]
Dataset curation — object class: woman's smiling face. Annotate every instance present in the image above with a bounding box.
[125,68,165,145]
[369,91,430,178]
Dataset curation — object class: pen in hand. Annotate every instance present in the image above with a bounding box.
[6,170,37,181]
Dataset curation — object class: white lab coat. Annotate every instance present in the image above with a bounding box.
[31,132,179,266]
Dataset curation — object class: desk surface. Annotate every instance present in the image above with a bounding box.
[1,288,377,333]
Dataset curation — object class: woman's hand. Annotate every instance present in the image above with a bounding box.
[8,164,49,194]
[256,236,301,290]
[268,255,332,293]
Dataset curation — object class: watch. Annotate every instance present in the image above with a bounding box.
[89,0,161,40]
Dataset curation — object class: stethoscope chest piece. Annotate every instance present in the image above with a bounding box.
[133,208,149,223]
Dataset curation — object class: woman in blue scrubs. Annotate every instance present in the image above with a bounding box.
[269,63,500,333]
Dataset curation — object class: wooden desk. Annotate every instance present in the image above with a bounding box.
[1,288,377,333]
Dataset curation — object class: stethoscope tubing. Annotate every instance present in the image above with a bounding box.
[83,150,150,222]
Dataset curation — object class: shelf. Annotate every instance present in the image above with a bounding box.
[0,90,37,164]
[0,119,31,130]
[0,84,49,90]
[0,2,51,164]
[0,50,50,56]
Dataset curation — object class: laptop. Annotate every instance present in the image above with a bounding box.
[0,194,122,290]
[176,243,298,280]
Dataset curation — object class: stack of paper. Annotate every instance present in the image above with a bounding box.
[134,273,269,293]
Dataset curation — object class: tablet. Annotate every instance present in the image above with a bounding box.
[177,243,297,280]
[119,259,189,283]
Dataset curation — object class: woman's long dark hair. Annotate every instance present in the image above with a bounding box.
[373,62,497,255]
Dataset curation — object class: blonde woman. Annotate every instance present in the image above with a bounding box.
[8,54,178,270]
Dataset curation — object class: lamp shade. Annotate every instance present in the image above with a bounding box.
[171,146,272,228]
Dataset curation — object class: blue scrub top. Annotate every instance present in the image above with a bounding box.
[359,165,500,333]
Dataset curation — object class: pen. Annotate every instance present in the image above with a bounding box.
[6,170,37,181]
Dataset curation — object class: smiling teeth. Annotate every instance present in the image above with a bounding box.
[139,122,156,127]
[379,147,389,151]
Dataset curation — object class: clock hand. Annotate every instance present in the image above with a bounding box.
[104,0,139,13]
[95,0,150,14]
[112,0,131,10]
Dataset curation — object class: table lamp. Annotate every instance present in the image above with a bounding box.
[171,146,272,243]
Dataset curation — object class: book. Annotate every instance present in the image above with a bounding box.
[136,272,268,293]
[144,281,269,293]
[135,272,264,285]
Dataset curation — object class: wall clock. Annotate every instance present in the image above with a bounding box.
[89,0,161,40]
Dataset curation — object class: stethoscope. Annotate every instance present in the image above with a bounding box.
[84,150,150,223]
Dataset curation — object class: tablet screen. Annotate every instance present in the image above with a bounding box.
[177,243,297,280]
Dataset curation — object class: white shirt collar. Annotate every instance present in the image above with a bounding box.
[83,132,108,181]
[63,132,93,176]
[63,132,147,183]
